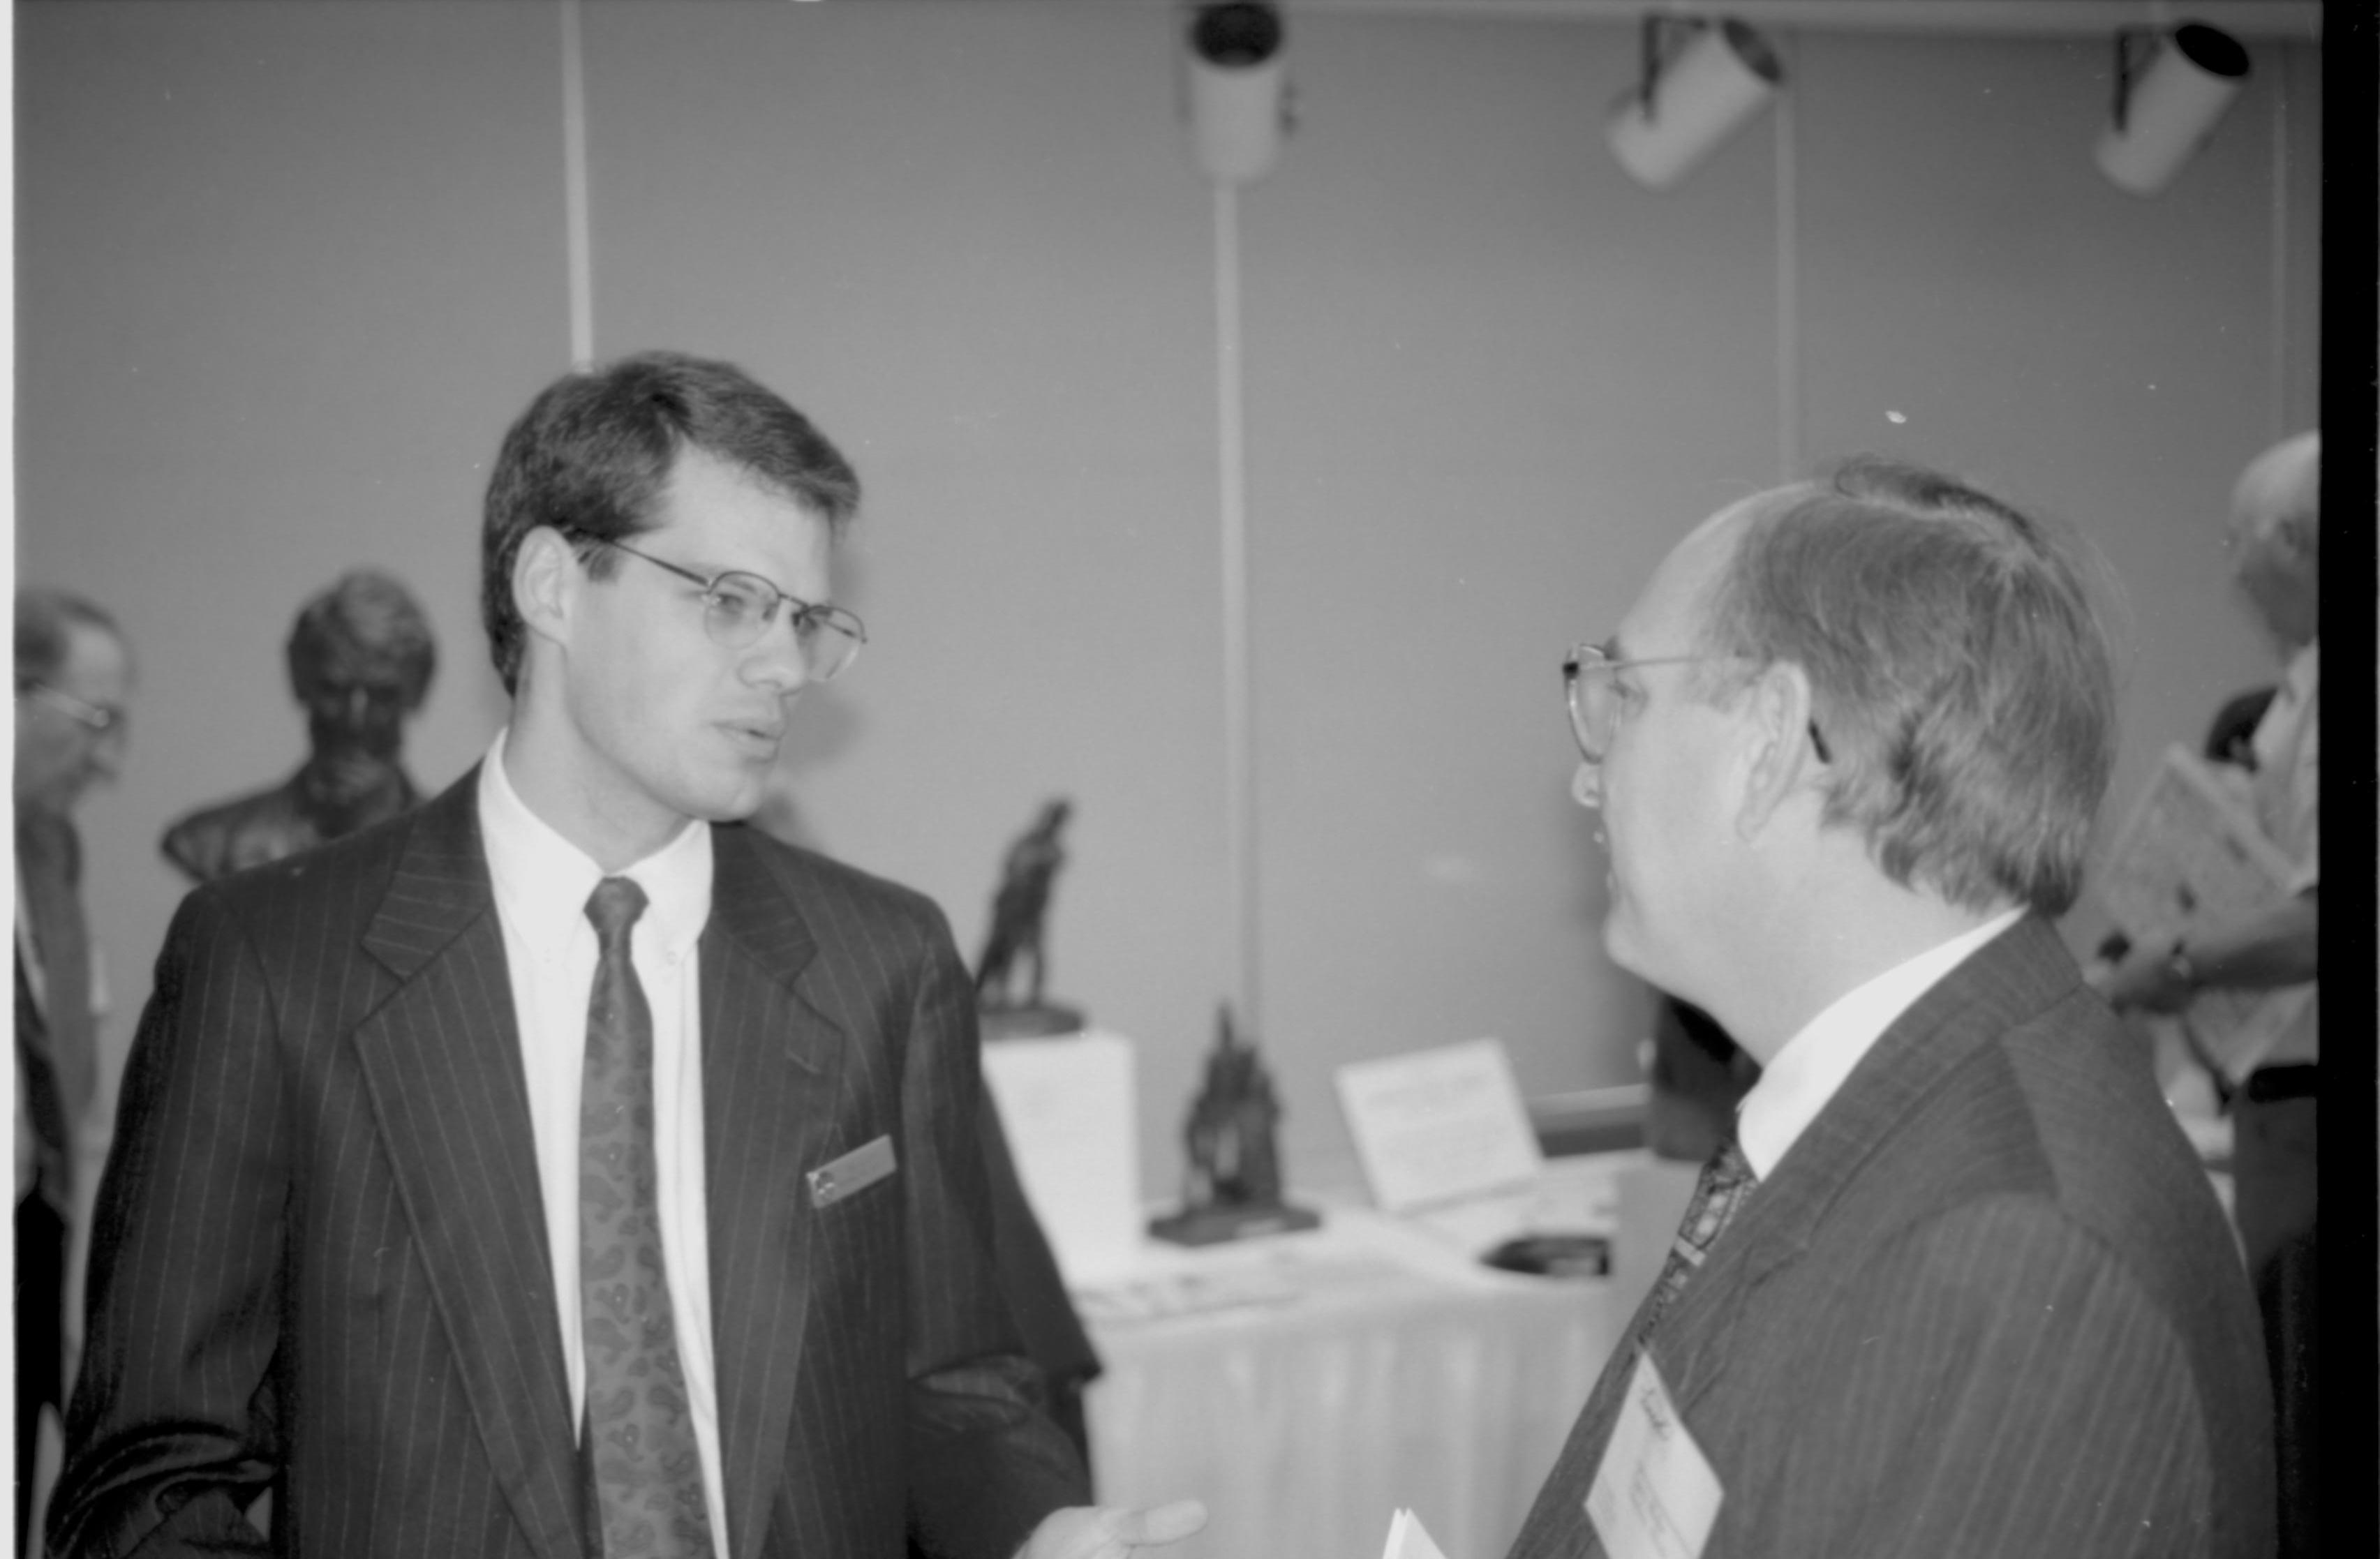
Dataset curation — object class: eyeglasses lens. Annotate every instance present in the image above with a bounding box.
[700,574,860,680]
[1565,652,1613,762]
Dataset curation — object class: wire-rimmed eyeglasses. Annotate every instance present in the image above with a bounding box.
[1563,642,1829,765]
[1562,643,1709,764]
[581,533,868,682]
[20,682,128,736]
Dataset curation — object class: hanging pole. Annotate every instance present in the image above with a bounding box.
[1214,175,1261,1037]
[561,0,595,367]
[1773,33,1801,482]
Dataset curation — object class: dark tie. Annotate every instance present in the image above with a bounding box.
[1638,1133,1758,1339]
[579,878,715,1559]
[17,811,98,1202]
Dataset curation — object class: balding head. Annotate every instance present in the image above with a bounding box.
[2227,431,2319,650]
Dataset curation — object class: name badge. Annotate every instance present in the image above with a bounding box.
[808,1135,898,1209]
[1585,1350,1724,1559]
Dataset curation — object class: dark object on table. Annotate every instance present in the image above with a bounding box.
[161,570,433,882]
[1150,1006,1320,1245]
[974,798,1085,1039]
[1483,1233,1612,1278]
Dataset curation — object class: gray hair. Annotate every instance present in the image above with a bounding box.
[1696,456,2115,918]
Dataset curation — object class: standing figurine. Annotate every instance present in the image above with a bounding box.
[974,798,1084,1038]
[1150,1006,1316,1245]
[160,570,433,881]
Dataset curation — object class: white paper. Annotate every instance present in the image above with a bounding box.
[1336,1038,1544,1215]
[1381,1506,1454,1559]
[2097,745,2312,1079]
[980,1029,1142,1285]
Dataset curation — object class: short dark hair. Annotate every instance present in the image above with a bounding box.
[287,570,436,712]
[15,589,124,689]
[479,351,862,694]
[1696,456,2115,918]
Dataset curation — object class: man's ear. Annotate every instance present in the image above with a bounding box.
[513,527,578,652]
[1734,660,1820,840]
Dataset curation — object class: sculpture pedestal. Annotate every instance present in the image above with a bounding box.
[1147,1200,1321,1247]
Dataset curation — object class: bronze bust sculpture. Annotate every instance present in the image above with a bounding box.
[161,570,434,882]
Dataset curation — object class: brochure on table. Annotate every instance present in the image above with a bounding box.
[1334,1037,1619,1255]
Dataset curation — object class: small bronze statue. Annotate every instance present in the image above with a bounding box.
[973,798,1085,1040]
[161,570,434,883]
[1150,1005,1318,1245]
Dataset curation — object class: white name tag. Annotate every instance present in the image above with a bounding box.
[1585,1350,1724,1559]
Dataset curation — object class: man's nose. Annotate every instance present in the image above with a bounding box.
[741,609,814,695]
[1570,759,1603,810]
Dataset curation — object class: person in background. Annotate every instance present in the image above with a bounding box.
[2097,430,2321,1558]
[51,352,1203,1559]
[1512,457,2273,1558]
[15,589,134,1549]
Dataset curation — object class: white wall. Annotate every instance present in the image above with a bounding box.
[17,2,2321,1198]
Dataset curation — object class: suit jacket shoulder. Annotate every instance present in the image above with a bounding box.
[1508,917,2275,1559]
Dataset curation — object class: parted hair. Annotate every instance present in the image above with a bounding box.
[479,350,861,694]
[1697,456,2115,918]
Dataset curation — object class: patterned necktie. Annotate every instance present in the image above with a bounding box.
[1638,1133,1758,1339]
[17,810,98,1201]
[579,877,715,1559]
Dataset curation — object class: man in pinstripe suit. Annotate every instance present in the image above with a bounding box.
[1516,459,2273,1558]
[50,353,1203,1559]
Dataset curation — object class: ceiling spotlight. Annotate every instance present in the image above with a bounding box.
[1607,15,1783,192]
[2096,23,2251,195]
[1184,2,1290,185]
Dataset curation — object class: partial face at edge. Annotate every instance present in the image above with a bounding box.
[15,621,133,814]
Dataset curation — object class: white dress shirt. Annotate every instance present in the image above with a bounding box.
[478,732,731,1553]
[1736,907,2028,1179]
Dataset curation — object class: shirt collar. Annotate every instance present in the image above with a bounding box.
[1734,905,2026,1179]
[477,729,713,962]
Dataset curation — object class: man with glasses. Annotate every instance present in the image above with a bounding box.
[1509,458,2273,1558]
[53,354,1201,1559]
[14,588,133,1549]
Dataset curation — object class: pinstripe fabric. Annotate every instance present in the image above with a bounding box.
[50,773,1087,1559]
[1507,918,2276,1559]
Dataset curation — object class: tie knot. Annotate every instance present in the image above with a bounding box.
[585,877,649,946]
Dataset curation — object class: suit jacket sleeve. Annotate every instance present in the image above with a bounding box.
[50,887,283,1558]
[894,907,1089,1557]
[1754,1198,2217,1558]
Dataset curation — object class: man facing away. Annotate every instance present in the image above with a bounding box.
[15,590,134,1549]
[1510,458,2274,1558]
[2097,431,2321,1556]
[51,352,1203,1559]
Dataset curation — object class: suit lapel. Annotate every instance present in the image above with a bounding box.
[350,773,584,1559]
[1660,916,2079,1417]
[701,824,845,1558]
